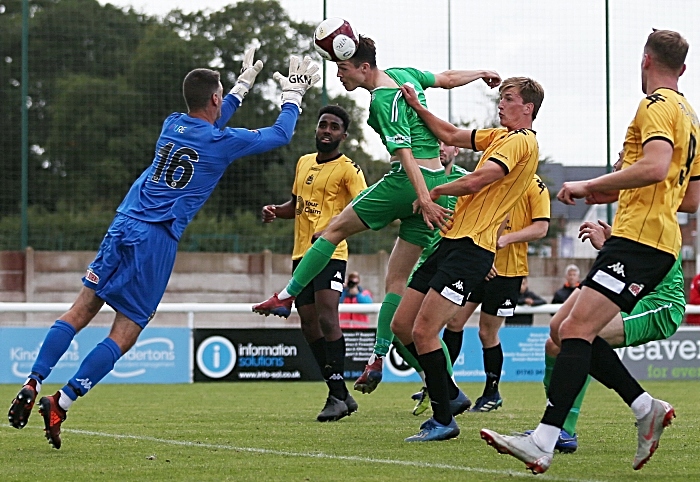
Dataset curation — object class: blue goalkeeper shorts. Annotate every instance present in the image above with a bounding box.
[83,214,177,328]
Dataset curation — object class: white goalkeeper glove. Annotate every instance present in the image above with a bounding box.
[273,55,321,112]
[230,46,263,102]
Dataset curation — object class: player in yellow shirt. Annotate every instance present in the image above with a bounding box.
[481,29,700,474]
[392,77,544,442]
[260,105,367,422]
[441,174,550,412]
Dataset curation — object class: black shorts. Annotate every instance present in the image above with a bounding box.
[409,237,494,306]
[581,236,675,313]
[292,258,346,308]
[467,275,522,317]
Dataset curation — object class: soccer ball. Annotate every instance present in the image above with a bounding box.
[313,17,359,62]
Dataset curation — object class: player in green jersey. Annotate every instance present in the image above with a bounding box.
[254,35,500,398]
[392,141,470,413]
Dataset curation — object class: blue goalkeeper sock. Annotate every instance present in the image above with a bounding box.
[30,320,77,382]
[64,338,122,400]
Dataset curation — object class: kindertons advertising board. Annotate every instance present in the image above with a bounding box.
[0,327,190,384]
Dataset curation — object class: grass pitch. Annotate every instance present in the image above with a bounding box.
[1,381,698,481]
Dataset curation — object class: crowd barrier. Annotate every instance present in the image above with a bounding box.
[1,303,699,385]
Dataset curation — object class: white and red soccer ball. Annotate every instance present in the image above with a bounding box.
[313,17,359,62]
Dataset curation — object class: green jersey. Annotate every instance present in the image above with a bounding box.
[443,164,470,211]
[367,68,439,159]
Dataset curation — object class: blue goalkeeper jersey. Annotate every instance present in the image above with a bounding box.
[117,96,298,240]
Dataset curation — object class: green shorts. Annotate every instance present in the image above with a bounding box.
[351,162,448,249]
[621,297,684,347]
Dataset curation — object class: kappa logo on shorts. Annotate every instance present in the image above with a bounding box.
[503,299,513,307]
[608,262,625,277]
[440,279,465,305]
[85,268,99,284]
[592,270,625,294]
[497,307,515,317]
[331,271,344,292]
[628,283,645,297]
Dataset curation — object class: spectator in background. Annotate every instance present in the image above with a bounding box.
[551,264,580,304]
[340,272,373,327]
[509,277,547,325]
[686,272,700,324]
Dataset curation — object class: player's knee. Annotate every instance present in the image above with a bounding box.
[446,316,464,332]
[317,315,341,337]
[390,317,410,341]
[558,315,596,341]
[545,337,560,356]
[411,318,434,346]
[477,328,498,346]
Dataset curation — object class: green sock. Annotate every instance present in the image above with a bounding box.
[563,376,590,436]
[284,237,336,296]
[374,293,401,356]
[388,332,453,377]
[393,339,422,371]
[543,353,556,392]
[441,339,454,376]
[543,352,589,435]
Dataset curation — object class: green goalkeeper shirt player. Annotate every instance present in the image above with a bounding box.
[253,35,501,393]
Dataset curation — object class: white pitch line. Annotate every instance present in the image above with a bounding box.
[50,428,603,482]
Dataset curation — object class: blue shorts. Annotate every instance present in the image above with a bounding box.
[83,214,177,328]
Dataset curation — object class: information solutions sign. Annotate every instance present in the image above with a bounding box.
[193,329,370,382]
[193,327,549,383]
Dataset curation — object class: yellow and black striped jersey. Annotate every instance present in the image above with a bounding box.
[292,153,367,260]
[612,88,700,256]
[444,128,540,253]
[495,174,550,277]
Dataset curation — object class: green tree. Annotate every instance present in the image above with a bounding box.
[0,0,387,251]
[169,0,372,214]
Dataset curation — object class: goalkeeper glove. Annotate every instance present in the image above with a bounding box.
[230,46,263,102]
[273,55,321,111]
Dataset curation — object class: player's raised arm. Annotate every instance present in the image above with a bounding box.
[557,139,673,205]
[216,46,265,129]
[433,70,501,89]
[273,55,321,112]
[400,83,474,149]
[430,159,506,198]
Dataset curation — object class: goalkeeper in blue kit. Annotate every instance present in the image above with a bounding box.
[7,49,320,449]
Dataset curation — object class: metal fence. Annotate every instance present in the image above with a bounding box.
[3,0,699,253]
